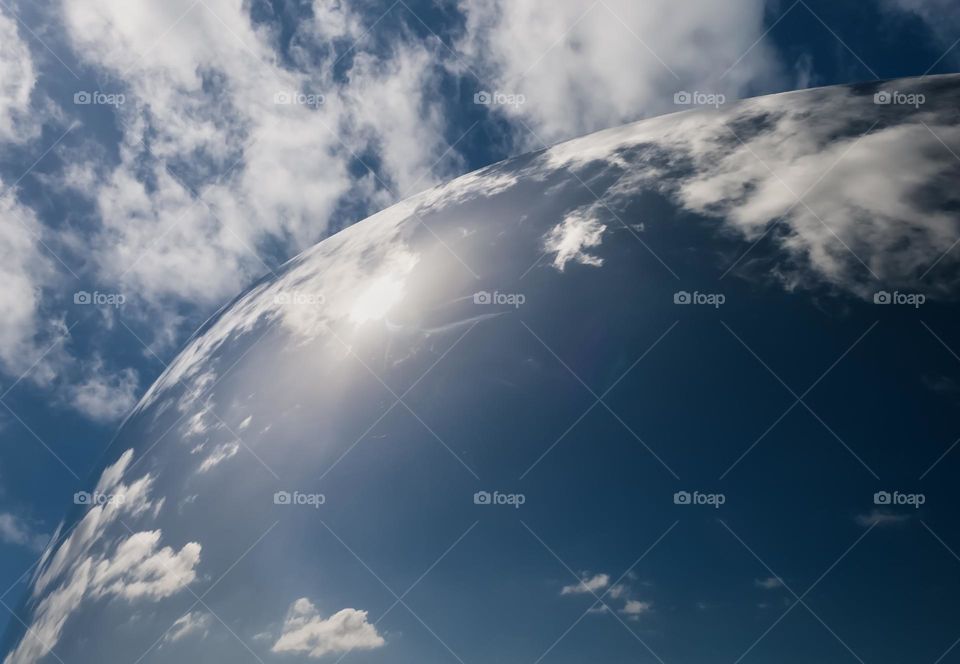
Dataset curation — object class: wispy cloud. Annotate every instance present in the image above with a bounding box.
[0,513,48,553]
[163,611,211,644]
[755,576,784,590]
[855,510,913,527]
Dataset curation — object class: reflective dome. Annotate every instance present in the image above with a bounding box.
[5,75,960,664]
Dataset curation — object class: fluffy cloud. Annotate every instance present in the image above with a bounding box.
[4,450,201,664]
[271,598,385,659]
[87,530,201,601]
[538,77,960,298]
[65,360,139,422]
[456,0,783,143]
[620,599,652,616]
[1,0,472,423]
[0,7,64,387]
[544,212,607,271]
[0,192,138,422]
[0,512,48,552]
[58,0,452,315]
[0,7,38,142]
[674,114,960,294]
[0,191,61,383]
[561,572,610,595]
[1,0,799,428]
[48,0,789,327]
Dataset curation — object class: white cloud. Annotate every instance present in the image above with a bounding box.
[132,201,422,414]
[620,599,652,616]
[66,359,139,422]
[0,0,465,425]
[1,0,801,429]
[4,450,201,664]
[0,7,38,142]
[560,570,650,619]
[35,0,791,365]
[544,211,607,271]
[456,0,783,144]
[537,79,960,298]
[755,576,784,590]
[58,0,453,319]
[197,441,240,473]
[0,513,48,553]
[0,188,63,385]
[87,529,201,601]
[164,611,212,643]
[561,572,610,595]
[0,8,69,392]
[0,197,137,423]
[607,583,627,599]
[673,111,960,295]
[271,598,385,659]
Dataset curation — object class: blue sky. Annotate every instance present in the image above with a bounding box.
[1,0,959,653]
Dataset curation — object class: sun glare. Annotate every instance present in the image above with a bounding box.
[349,275,406,324]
